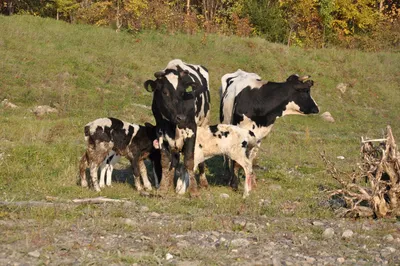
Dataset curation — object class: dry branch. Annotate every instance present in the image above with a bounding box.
[0,196,130,207]
[322,125,400,218]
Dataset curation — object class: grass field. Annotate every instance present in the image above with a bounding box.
[1,15,400,264]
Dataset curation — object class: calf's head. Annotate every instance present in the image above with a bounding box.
[285,74,319,115]
[144,67,198,127]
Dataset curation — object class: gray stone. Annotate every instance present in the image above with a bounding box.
[140,206,149,212]
[176,261,201,266]
[246,222,257,232]
[123,218,135,226]
[342,229,354,239]
[259,199,271,207]
[230,238,250,248]
[32,105,58,116]
[150,212,160,217]
[383,234,394,242]
[220,193,230,199]
[322,228,335,239]
[233,219,246,227]
[321,111,335,123]
[28,250,40,258]
[272,257,281,266]
[312,221,324,226]
[269,184,282,191]
[305,256,316,263]
[337,257,345,264]
[381,247,396,257]
[336,83,348,94]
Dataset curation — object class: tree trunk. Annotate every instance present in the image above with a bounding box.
[379,0,384,14]
[7,0,14,15]
[186,0,190,15]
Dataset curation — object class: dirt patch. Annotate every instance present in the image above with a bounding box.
[1,202,400,265]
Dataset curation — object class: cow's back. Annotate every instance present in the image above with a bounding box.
[220,70,263,124]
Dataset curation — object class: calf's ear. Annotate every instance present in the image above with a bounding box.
[144,80,156,92]
[144,122,154,128]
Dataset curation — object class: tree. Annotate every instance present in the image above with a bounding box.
[242,0,287,43]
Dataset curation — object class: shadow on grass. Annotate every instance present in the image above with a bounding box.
[82,156,244,189]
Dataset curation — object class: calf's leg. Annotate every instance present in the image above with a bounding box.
[139,159,152,191]
[79,152,89,188]
[198,163,209,188]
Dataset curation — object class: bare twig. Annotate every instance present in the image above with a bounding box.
[322,125,400,218]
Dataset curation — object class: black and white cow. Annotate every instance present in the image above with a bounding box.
[220,70,319,191]
[79,117,161,192]
[144,59,210,196]
[166,124,258,198]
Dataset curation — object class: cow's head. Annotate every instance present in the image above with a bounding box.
[284,74,319,115]
[144,67,198,127]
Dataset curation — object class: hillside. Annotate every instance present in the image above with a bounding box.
[1,15,400,265]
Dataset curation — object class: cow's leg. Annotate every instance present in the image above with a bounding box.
[158,148,174,193]
[79,152,89,188]
[229,160,240,191]
[198,162,209,188]
[99,161,107,188]
[89,160,102,192]
[151,150,162,189]
[183,135,199,197]
[130,157,144,191]
[176,165,188,195]
[139,159,152,191]
[237,158,254,198]
[106,164,113,187]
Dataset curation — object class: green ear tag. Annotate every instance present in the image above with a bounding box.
[186,86,193,93]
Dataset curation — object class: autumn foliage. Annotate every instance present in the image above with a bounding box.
[1,0,399,50]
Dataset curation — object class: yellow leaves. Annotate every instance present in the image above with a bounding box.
[124,0,148,17]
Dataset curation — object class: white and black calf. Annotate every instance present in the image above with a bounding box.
[79,117,161,192]
[220,70,319,191]
[167,124,258,198]
[144,59,211,196]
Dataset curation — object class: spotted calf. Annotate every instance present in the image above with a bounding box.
[79,117,161,192]
[158,124,258,198]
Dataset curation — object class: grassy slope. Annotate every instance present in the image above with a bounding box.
[1,15,400,220]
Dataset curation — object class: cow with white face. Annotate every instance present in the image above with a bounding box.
[144,59,210,196]
[220,70,319,191]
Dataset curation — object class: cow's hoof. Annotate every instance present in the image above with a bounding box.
[81,180,88,188]
[230,183,239,191]
[189,189,200,198]
[94,186,101,192]
[144,186,153,191]
[199,180,209,189]
[99,183,105,188]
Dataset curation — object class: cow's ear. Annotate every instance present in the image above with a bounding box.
[154,71,165,79]
[144,80,156,92]
[179,69,190,78]
[294,80,314,91]
[286,74,300,82]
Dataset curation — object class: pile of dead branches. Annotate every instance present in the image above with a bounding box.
[321,125,400,218]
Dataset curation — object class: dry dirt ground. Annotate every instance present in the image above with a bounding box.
[1,199,400,266]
